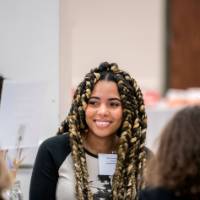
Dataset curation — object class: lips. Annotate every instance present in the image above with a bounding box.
[94,120,111,128]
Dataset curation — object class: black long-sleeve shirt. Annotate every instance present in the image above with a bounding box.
[29,134,71,200]
[29,134,113,200]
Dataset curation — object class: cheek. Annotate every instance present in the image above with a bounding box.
[85,107,93,120]
[85,108,95,129]
[114,109,123,122]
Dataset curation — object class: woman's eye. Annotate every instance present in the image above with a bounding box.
[109,102,121,107]
[88,100,98,106]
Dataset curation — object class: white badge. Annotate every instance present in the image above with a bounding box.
[98,153,117,176]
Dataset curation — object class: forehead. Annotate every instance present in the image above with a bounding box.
[91,80,120,98]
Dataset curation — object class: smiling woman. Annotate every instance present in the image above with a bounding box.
[84,80,123,154]
[30,62,148,200]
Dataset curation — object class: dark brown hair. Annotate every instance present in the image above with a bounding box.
[58,62,147,199]
[145,105,200,198]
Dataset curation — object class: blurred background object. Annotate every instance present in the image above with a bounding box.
[166,0,200,90]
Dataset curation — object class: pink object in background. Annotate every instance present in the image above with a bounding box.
[143,90,161,107]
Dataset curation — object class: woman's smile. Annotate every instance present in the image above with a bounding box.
[94,119,112,128]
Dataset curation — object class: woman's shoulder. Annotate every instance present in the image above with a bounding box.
[38,134,71,164]
[41,133,70,147]
[139,187,175,200]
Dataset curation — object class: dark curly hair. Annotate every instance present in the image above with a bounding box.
[145,105,200,199]
[57,62,147,200]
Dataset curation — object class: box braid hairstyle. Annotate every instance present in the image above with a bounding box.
[57,62,147,200]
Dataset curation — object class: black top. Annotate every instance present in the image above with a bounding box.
[29,134,113,200]
[30,134,153,200]
[29,134,71,200]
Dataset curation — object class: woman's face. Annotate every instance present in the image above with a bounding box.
[85,80,123,139]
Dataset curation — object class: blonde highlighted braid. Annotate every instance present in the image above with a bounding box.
[57,62,147,200]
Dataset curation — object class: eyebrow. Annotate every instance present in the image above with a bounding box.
[89,96,121,102]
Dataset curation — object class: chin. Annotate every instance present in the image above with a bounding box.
[93,131,116,138]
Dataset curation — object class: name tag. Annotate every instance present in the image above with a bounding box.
[98,153,117,176]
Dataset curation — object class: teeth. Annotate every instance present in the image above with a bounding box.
[95,121,110,128]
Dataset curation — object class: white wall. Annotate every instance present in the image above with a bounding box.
[0,0,59,140]
[60,0,166,99]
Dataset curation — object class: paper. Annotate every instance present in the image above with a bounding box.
[98,153,117,176]
[0,80,50,149]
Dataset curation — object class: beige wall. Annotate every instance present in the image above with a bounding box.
[60,0,166,120]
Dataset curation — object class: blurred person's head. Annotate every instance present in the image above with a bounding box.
[0,155,12,200]
[145,106,200,198]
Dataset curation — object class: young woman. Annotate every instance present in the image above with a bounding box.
[139,106,200,200]
[30,62,147,200]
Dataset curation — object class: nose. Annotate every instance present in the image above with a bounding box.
[97,104,109,116]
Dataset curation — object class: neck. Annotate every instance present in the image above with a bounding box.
[83,133,118,155]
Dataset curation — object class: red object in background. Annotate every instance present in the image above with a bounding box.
[143,90,161,106]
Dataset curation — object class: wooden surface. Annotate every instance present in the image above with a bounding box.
[168,0,200,89]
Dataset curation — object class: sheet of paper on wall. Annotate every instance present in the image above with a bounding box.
[0,80,50,149]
